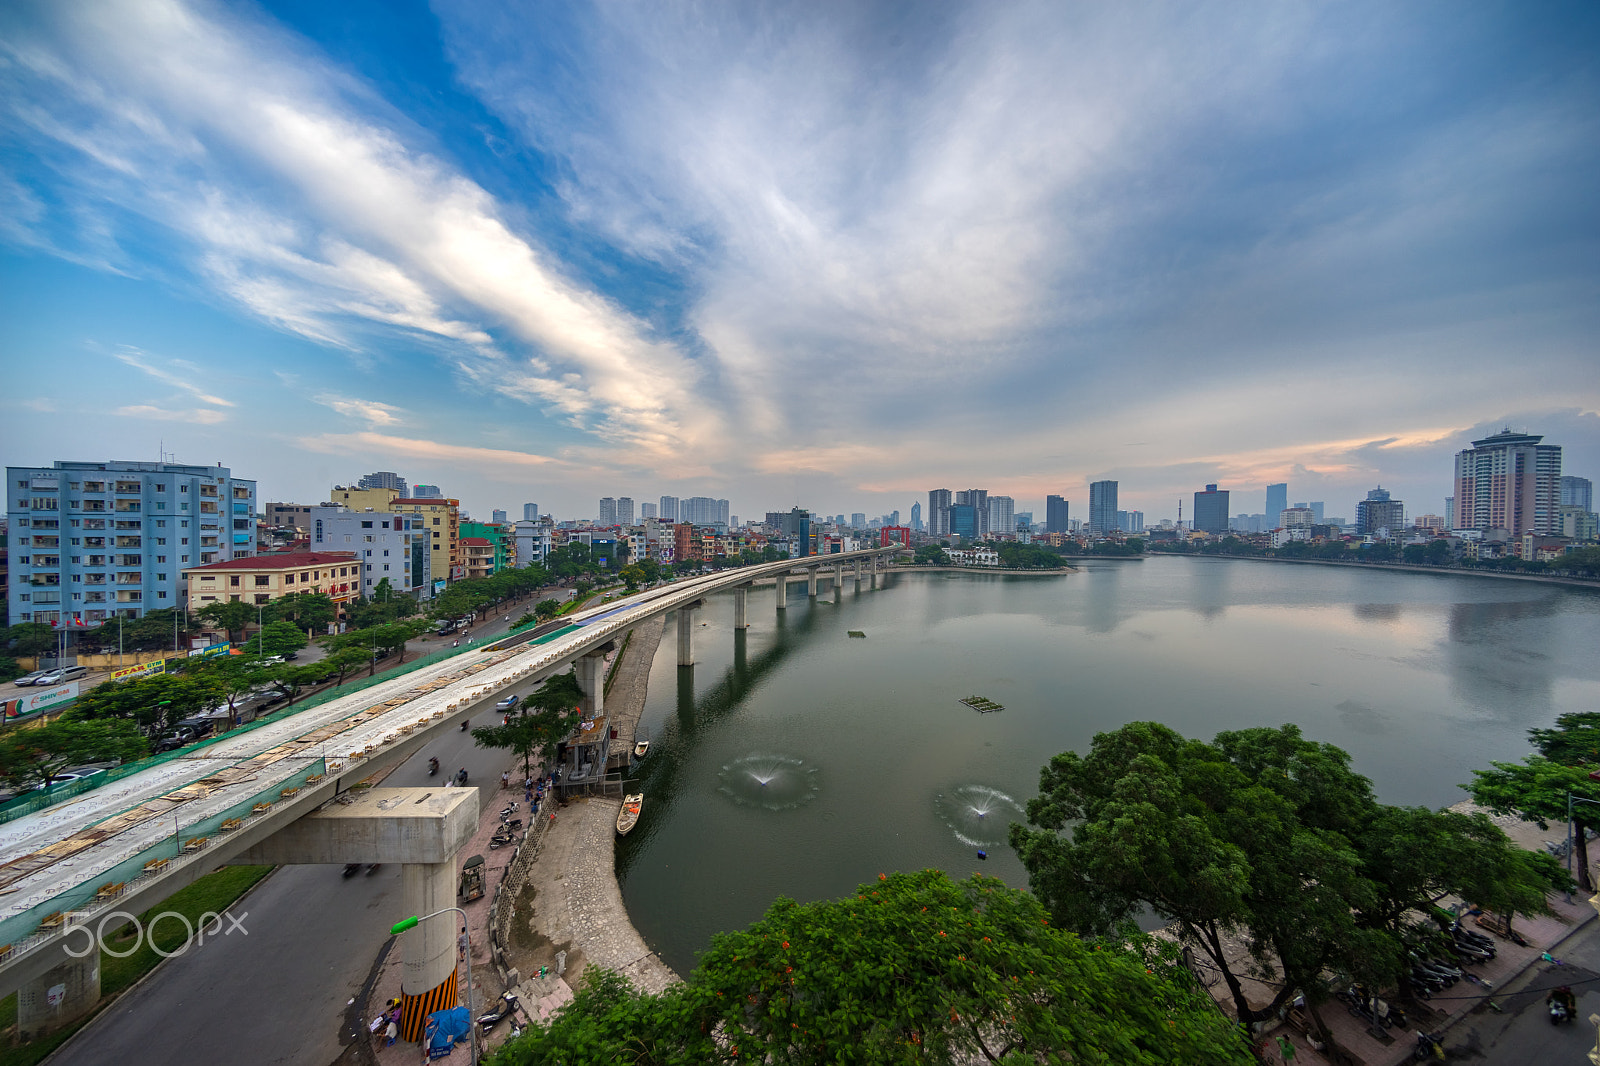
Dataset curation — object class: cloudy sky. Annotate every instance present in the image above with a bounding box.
[2,0,1596,524]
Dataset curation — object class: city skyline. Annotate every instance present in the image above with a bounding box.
[1,3,1597,522]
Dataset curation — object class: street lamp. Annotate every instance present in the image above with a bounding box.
[389,908,476,1064]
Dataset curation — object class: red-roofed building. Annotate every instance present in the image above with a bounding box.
[183,550,362,609]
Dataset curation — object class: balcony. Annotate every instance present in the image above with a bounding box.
[199,502,219,514]
[84,537,105,548]
[115,590,144,603]
[29,573,60,586]
[80,500,106,512]
[115,536,142,548]
[86,555,106,566]
[115,520,142,530]
[115,481,142,494]
[33,536,59,548]
[116,572,142,585]
[83,519,106,530]
[84,573,106,584]
[114,500,141,512]
[84,591,106,603]
[82,481,104,492]
[32,590,61,604]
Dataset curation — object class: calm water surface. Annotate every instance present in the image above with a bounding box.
[618,558,1600,974]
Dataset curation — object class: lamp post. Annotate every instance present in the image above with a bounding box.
[389,908,476,1064]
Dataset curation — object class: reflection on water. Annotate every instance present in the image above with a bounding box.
[620,560,1600,976]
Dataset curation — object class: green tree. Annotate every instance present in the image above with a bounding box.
[253,620,309,657]
[196,600,255,644]
[1470,753,1600,891]
[258,662,332,706]
[69,672,223,732]
[533,598,562,621]
[264,591,337,634]
[318,646,373,687]
[913,544,949,566]
[491,870,1253,1065]
[1010,721,1549,1034]
[0,719,148,790]
[619,564,646,591]
[638,558,662,585]
[3,622,56,659]
[472,671,583,777]
[0,656,21,683]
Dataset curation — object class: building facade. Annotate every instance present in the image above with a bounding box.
[1265,483,1288,527]
[1045,494,1069,534]
[1192,484,1230,535]
[357,470,408,499]
[910,501,922,531]
[184,550,359,612]
[264,502,314,533]
[309,504,430,599]
[928,489,952,536]
[948,503,978,539]
[1356,487,1406,537]
[1088,481,1118,535]
[987,496,1015,536]
[1562,476,1593,512]
[523,502,539,521]
[954,490,989,538]
[599,497,617,526]
[8,460,256,625]
[659,495,679,523]
[391,496,461,589]
[1454,429,1562,536]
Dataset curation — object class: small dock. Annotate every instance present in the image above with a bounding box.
[959,695,1003,714]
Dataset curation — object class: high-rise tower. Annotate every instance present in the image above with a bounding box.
[1454,430,1561,535]
[1088,481,1118,535]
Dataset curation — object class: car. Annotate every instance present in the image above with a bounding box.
[495,694,520,711]
[255,655,286,666]
[12,670,51,686]
[283,651,298,660]
[34,767,106,791]
[33,665,88,685]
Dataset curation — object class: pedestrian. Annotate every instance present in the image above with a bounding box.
[459,930,469,960]
[1275,1035,1296,1063]
[524,787,532,805]
[501,770,510,790]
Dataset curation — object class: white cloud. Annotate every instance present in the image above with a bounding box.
[112,345,233,407]
[311,393,405,428]
[116,404,227,424]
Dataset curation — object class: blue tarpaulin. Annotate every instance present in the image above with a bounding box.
[423,1006,472,1059]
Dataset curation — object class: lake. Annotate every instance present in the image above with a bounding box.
[617,557,1600,975]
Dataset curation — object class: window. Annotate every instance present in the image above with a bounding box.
[156,520,165,528]
[255,575,269,586]
[181,538,189,545]
[433,517,440,525]
[158,591,168,599]
[286,574,295,584]
[361,521,373,528]
[365,550,372,557]
[383,564,390,571]
[383,549,390,556]
[230,576,241,587]
[156,555,166,563]
[363,535,374,543]
[156,538,166,545]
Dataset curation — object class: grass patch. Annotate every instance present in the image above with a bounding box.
[0,864,272,1066]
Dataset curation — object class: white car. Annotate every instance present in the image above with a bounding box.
[12,670,51,687]
[33,666,88,685]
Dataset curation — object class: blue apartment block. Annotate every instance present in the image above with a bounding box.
[7,461,256,624]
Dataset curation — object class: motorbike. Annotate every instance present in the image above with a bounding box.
[428,758,439,777]
[479,992,520,1032]
[1549,987,1577,1025]
[1413,1030,1445,1061]
[457,769,469,786]
[342,862,362,878]
[460,718,471,732]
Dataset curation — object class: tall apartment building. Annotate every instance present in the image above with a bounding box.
[988,495,1015,536]
[357,470,408,499]
[310,504,431,599]
[640,502,657,520]
[949,503,979,539]
[658,496,680,523]
[491,509,508,524]
[955,489,989,538]
[1562,476,1593,512]
[411,484,443,499]
[598,497,616,525]
[1045,494,1069,534]
[1454,429,1562,536]
[682,497,729,526]
[1356,487,1405,537]
[1265,483,1288,526]
[389,495,461,587]
[264,502,314,533]
[1192,484,1229,535]
[616,497,635,526]
[928,489,952,536]
[1088,480,1118,535]
[7,460,256,625]
[1126,510,1145,534]
[910,501,922,531]
[513,517,554,569]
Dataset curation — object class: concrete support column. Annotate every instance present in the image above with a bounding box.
[399,859,460,1041]
[17,955,100,1040]
[677,606,695,666]
[775,574,788,610]
[574,651,606,719]
[733,585,749,629]
[807,568,818,597]
[834,564,843,588]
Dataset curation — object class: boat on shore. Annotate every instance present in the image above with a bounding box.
[617,793,644,836]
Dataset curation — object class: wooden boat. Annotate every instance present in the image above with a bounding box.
[617,793,644,836]
[633,738,650,760]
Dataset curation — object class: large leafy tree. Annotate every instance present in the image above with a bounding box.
[68,672,224,732]
[250,620,309,657]
[196,600,254,644]
[472,671,583,778]
[490,870,1253,1065]
[1011,722,1551,1035]
[1469,754,1600,891]
[3,622,56,659]
[0,719,148,789]
[263,591,337,633]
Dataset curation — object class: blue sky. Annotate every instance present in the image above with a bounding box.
[2,0,1597,524]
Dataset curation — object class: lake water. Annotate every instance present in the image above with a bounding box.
[617,557,1600,975]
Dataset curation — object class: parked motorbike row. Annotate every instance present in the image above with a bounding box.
[490,802,523,850]
[1404,923,1497,1000]
[1412,1030,1445,1061]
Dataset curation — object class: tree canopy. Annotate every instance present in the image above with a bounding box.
[68,671,224,732]
[490,869,1253,1065]
[1011,721,1555,1032]
[0,719,148,790]
[472,671,583,777]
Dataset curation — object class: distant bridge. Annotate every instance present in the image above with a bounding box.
[0,545,901,1037]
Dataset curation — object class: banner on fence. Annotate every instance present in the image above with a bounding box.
[111,658,167,682]
[3,682,80,719]
[197,642,231,660]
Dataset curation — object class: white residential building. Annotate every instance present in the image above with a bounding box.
[309,504,431,599]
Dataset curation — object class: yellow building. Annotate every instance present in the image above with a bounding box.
[184,550,362,608]
[392,497,461,587]
[329,485,401,511]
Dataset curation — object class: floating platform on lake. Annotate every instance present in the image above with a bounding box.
[848,631,866,638]
[960,695,1003,714]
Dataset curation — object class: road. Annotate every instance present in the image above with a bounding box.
[54,599,570,1066]
[1445,916,1600,1064]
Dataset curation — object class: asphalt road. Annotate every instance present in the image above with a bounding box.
[1446,915,1600,1064]
[55,627,567,1066]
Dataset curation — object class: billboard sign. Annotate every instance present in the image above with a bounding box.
[111,659,167,682]
[197,642,231,660]
[3,682,81,719]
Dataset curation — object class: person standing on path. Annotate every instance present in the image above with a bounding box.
[501,770,510,790]
[1275,1035,1296,1063]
